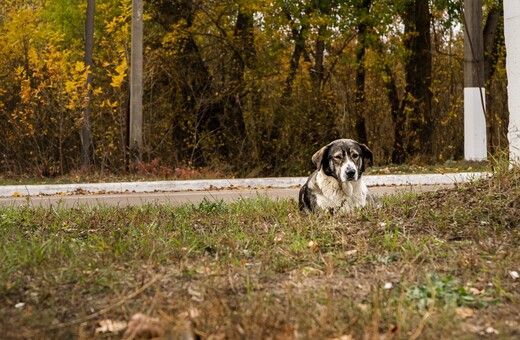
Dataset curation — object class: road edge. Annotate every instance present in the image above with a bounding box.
[0,172,490,198]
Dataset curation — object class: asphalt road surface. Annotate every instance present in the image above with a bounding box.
[0,184,452,208]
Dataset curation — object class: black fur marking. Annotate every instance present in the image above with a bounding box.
[321,146,337,179]
[299,171,319,212]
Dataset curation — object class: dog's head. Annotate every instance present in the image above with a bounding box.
[311,139,373,182]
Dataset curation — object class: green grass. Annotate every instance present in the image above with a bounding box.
[0,167,518,339]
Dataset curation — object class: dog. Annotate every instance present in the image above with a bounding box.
[299,139,380,214]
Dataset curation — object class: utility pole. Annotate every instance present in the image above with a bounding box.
[463,0,487,161]
[504,1,520,165]
[129,0,143,162]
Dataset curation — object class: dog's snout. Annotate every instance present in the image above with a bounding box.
[346,167,356,178]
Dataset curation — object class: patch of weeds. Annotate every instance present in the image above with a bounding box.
[382,223,402,253]
[374,252,400,265]
[405,272,499,310]
[194,197,227,214]
[272,256,293,273]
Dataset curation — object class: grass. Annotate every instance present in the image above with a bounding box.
[0,166,518,339]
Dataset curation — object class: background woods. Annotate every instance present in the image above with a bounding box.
[0,0,509,177]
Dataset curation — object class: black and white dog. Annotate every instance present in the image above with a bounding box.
[299,139,379,214]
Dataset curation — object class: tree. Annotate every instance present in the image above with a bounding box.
[393,0,433,163]
[0,0,511,176]
[354,0,372,145]
[150,0,216,165]
[282,1,312,98]
[82,0,95,168]
[483,1,508,154]
[130,0,143,162]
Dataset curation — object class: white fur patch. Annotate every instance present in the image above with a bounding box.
[315,170,368,213]
[339,158,358,182]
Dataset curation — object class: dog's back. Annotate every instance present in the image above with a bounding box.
[298,172,319,212]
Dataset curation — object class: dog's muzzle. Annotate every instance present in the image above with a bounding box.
[341,167,357,182]
[346,168,357,180]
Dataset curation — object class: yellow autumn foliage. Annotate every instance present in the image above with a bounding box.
[0,0,509,175]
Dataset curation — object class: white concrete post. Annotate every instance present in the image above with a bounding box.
[464,88,487,161]
[504,1,520,165]
[464,0,487,161]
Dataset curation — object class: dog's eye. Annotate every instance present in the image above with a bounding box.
[334,155,342,161]
[351,153,359,159]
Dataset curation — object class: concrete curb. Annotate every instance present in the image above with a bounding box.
[0,172,489,198]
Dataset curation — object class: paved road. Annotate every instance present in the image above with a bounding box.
[0,172,486,208]
[0,172,484,197]
[0,184,452,208]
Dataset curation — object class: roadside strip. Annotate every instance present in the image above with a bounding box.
[0,172,488,198]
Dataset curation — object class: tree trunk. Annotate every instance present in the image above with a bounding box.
[483,4,507,154]
[225,9,256,152]
[282,5,311,98]
[383,63,404,164]
[153,0,215,165]
[283,27,308,98]
[234,11,256,70]
[314,28,326,90]
[129,0,143,162]
[400,0,433,161]
[82,0,95,168]
[354,0,371,145]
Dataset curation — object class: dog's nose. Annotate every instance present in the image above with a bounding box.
[346,168,356,178]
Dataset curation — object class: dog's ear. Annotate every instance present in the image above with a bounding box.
[358,143,374,166]
[311,145,329,169]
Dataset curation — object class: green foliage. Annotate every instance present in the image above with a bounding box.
[195,198,228,214]
[406,272,499,310]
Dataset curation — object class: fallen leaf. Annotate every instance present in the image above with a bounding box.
[274,233,284,243]
[330,335,354,340]
[484,326,499,335]
[123,313,164,340]
[468,287,483,295]
[455,307,474,319]
[187,283,204,302]
[388,324,399,334]
[307,240,319,253]
[176,311,196,340]
[505,320,519,330]
[188,308,200,319]
[383,282,393,290]
[95,319,127,334]
[356,303,368,312]
[460,322,483,334]
[299,266,323,277]
[509,271,519,280]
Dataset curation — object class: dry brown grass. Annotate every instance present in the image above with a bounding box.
[0,167,518,339]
